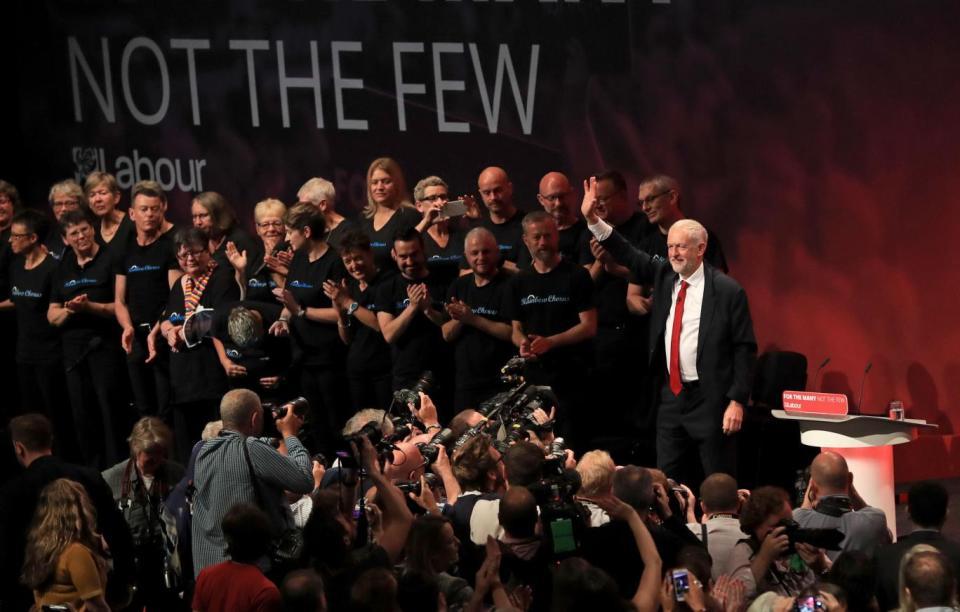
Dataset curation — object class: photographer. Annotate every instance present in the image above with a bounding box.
[191,389,314,577]
[728,486,830,598]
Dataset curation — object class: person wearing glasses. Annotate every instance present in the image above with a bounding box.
[191,191,261,272]
[0,210,74,451]
[413,175,468,286]
[45,179,87,259]
[48,208,129,468]
[225,197,288,302]
[519,171,585,267]
[115,181,182,421]
[297,177,357,251]
[160,227,241,460]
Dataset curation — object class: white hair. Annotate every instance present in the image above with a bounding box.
[297,177,336,206]
[671,218,708,247]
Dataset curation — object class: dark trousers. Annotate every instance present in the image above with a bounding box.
[64,340,131,468]
[127,327,171,422]
[18,361,80,461]
[172,400,219,463]
[656,382,736,491]
[348,370,393,412]
[299,365,350,455]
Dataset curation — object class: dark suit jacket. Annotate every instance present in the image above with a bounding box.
[0,455,135,611]
[874,529,960,612]
[601,229,757,418]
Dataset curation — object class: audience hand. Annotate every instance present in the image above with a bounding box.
[759,525,790,561]
[795,542,829,573]
[410,392,440,428]
[580,493,638,523]
[712,575,746,612]
[475,536,504,596]
[225,241,247,272]
[407,475,440,515]
[259,376,281,389]
[269,319,289,336]
[322,279,351,310]
[275,403,305,438]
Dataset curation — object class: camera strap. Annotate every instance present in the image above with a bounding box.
[814,496,853,518]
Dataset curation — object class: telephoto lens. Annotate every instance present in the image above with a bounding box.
[417,427,454,464]
[271,396,310,419]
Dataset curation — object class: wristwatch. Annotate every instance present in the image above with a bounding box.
[345,301,360,317]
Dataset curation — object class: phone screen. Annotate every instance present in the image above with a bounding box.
[550,518,576,554]
[672,569,690,602]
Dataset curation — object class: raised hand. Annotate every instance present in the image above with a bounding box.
[225,241,247,272]
[581,176,600,222]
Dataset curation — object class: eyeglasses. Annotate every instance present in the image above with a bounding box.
[191,212,211,220]
[257,221,284,228]
[0,196,12,206]
[638,190,673,208]
[420,194,449,203]
[176,249,207,261]
[538,192,570,203]
[9,232,33,239]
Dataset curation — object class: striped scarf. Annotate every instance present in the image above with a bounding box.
[183,261,217,314]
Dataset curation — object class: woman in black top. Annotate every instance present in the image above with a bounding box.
[272,204,347,453]
[325,230,394,411]
[85,171,134,256]
[191,191,261,273]
[0,210,76,457]
[48,208,129,468]
[414,175,467,286]
[159,228,240,460]
[225,198,288,303]
[358,157,423,270]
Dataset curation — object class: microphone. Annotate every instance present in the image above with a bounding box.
[66,336,103,372]
[813,357,831,391]
[854,361,872,415]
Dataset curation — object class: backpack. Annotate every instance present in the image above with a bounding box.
[159,440,204,595]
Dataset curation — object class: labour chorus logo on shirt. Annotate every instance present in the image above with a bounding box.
[10,286,42,298]
[520,293,569,306]
[288,280,314,289]
[64,278,98,288]
[248,278,275,288]
[473,306,499,316]
[127,264,162,273]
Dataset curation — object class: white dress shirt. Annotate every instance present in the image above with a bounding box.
[665,263,704,382]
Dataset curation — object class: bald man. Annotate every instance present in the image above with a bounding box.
[517,171,584,266]
[473,166,524,272]
[793,451,890,560]
[582,177,756,488]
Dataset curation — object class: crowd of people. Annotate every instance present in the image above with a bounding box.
[0,162,956,612]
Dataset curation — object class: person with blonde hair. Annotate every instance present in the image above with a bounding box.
[226,197,287,302]
[85,170,134,251]
[358,157,422,269]
[577,450,617,527]
[21,478,111,612]
[102,417,184,610]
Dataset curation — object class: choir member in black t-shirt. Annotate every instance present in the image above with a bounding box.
[508,211,597,449]
[297,177,357,252]
[582,170,653,446]
[225,198,288,303]
[48,208,130,468]
[211,301,291,402]
[159,228,241,460]
[115,181,182,420]
[519,171,586,267]
[45,179,86,260]
[325,230,394,411]
[414,176,468,287]
[443,228,515,411]
[0,210,75,456]
[472,167,526,272]
[271,204,349,453]
[85,171,134,257]
[358,157,423,270]
[376,227,454,418]
[191,191,262,274]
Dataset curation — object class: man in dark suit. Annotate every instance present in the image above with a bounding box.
[874,481,960,612]
[581,176,757,486]
[0,413,135,611]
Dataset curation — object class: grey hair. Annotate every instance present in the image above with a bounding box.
[464,226,497,249]
[639,174,681,198]
[413,176,448,202]
[297,177,336,206]
[227,306,263,348]
[342,409,394,437]
[127,416,172,457]
[671,218,708,247]
[48,180,86,207]
[220,389,261,429]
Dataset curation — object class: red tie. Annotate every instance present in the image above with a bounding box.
[669,280,689,396]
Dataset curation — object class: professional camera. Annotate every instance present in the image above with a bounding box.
[417,428,455,465]
[528,459,588,559]
[396,472,440,497]
[392,371,434,409]
[775,518,844,551]
[265,396,309,420]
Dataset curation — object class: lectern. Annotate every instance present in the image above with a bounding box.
[772,408,937,538]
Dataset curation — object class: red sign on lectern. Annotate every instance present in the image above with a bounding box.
[782,391,849,415]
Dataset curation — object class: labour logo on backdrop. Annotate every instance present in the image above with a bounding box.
[70,145,206,193]
[73,147,105,183]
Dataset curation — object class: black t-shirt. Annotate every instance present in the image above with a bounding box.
[359,207,422,270]
[506,258,595,367]
[117,234,180,326]
[96,214,135,259]
[634,224,729,275]
[424,229,465,287]
[345,269,393,377]
[51,247,118,347]
[375,271,450,385]
[44,233,69,261]
[326,217,358,252]
[446,272,515,391]
[162,265,241,403]
[285,248,346,367]
[9,254,60,365]
[214,226,262,272]
[517,220,586,269]
[212,300,291,389]
[466,211,525,267]
[579,212,649,327]
[243,252,280,304]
